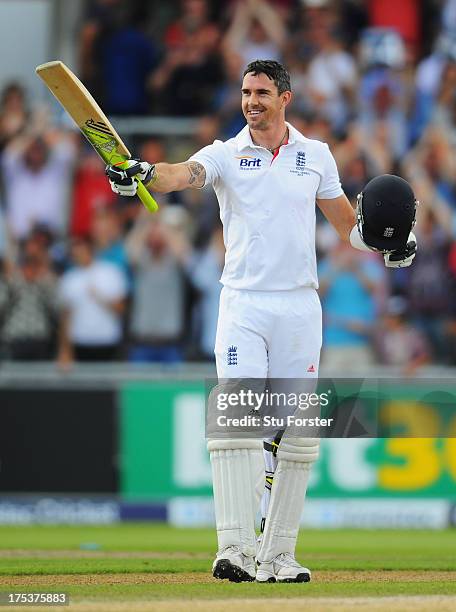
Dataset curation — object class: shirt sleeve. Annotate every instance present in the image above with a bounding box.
[189,139,226,187]
[317,143,344,200]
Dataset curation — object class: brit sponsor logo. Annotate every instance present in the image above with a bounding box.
[236,156,262,170]
[383,227,394,237]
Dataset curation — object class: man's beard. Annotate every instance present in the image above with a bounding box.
[247,115,269,130]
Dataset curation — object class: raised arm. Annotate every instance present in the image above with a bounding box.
[249,0,285,49]
[105,159,206,197]
[149,160,206,193]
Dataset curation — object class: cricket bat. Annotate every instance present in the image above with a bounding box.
[35,60,158,213]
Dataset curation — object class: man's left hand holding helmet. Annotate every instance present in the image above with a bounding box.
[349,174,418,268]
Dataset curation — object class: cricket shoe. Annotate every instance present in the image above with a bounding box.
[212,545,256,582]
[256,552,311,583]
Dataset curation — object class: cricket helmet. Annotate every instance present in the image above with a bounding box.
[356,174,417,252]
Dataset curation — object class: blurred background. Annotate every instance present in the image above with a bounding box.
[0,0,455,530]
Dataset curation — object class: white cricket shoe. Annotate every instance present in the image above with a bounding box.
[256,552,311,583]
[212,545,256,582]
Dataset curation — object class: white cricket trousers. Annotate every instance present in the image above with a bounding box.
[215,286,322,379]
[210,286,322,556]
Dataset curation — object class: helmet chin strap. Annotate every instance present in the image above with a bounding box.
[355,192,364,234]
[354,192,386,253]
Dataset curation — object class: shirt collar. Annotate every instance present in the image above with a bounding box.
[236,121,307,152]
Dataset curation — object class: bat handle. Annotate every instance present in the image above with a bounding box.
[115,160,159,213]
[136,180,159,213]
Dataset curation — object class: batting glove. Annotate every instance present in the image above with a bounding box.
[384,232,417,268]
[106,159,155,196]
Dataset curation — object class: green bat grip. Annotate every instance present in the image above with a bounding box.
[80,126,159,214]
[137,181,158,213]
[137,181,159,213]
[117,161,159,214]
[134,176,159,213]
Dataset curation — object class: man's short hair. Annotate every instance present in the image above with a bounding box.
[243,60,291,95]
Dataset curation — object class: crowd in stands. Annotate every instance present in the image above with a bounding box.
[0,0,456,374]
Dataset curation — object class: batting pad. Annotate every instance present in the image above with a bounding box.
[257,438,318,562]
[278,437,320,463]
[208,439,263,557]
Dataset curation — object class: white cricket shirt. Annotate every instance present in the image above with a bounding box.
[190,122,343,291]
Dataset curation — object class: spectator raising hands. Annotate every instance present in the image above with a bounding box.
[1,127,76,240]
[150,0,222,115]
[223,0,286,68]
[125,209,187,363]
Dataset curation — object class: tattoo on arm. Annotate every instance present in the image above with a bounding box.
[147,166,158,186]
[186,161,206,188]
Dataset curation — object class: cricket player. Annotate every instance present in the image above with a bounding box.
[106,60,417,583]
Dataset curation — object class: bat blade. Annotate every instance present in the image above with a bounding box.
[36,61,158,213]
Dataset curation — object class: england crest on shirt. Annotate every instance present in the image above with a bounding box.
[296,151,306,168]
[290,150,310,176]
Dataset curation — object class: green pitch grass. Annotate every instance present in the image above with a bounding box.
[0,524,455,610]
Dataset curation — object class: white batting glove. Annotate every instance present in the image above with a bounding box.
[105,159,155,197]
[384,232,417,268]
